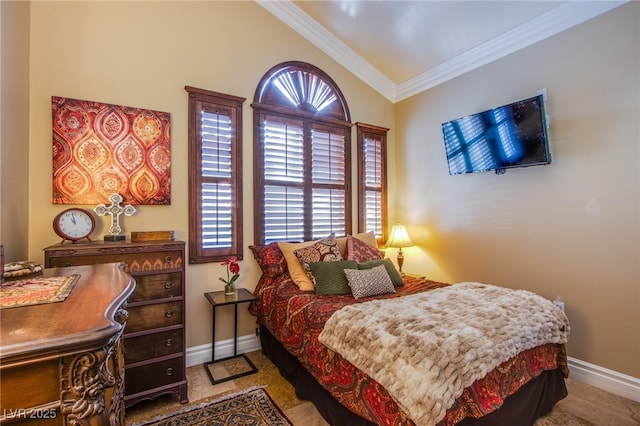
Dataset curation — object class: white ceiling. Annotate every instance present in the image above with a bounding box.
[257,0,628,102]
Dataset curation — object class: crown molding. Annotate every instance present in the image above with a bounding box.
[258,0,628,104]
[396,1,629,102]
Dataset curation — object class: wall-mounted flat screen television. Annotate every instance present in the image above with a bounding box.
[441,94,551,175]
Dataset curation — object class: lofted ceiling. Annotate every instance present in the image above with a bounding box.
[257,0,628,103]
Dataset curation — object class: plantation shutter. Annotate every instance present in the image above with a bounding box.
[311,125,347,239]
[260,116,349,244]
[357,123,388,242]
[200,109,233,248]
[363,136,383,237]
[262,116,305,243]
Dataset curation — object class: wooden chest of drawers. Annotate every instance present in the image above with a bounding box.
[44,240,188,408]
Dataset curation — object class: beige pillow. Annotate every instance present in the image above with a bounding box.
[278,240,317,291]
[344,264,396,299]
[336,231,377,257]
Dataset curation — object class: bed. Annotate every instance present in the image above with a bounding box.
[248,235,570,426]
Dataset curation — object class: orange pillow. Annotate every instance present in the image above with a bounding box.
[278,240,317,291]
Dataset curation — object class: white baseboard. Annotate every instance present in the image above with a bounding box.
[567,356,640,402]
[186,334,640,403]
[186,333,262,367]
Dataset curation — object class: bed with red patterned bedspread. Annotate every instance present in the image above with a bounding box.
[249,243,569,425]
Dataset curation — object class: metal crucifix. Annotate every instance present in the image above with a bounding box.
[94,193,136,241]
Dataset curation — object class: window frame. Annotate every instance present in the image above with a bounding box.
[186,85,245,263]
[356,122,389,244]
[252,61,353,245]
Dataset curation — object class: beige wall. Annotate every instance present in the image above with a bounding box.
[19,2,394,347]
[395,3,639,377]
[2,1,637,381]
[1,1,30,261]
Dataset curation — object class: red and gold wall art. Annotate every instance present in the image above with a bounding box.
[52,96,171,205]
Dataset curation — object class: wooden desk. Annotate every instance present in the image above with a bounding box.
[0,263,135,425]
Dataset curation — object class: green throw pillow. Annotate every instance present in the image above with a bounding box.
[310,260,358,295]
[357,258,404,286]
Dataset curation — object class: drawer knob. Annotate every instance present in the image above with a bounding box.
[64,262,74,267]
[164,256,172,263]
[166,367,173,376]
[164,282,173,290]
[166,338,173,347]
[165,310,174,318]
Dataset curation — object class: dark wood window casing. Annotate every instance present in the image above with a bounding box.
[252,61,353,245]
[356,122,389,244]
[186,86,245,263]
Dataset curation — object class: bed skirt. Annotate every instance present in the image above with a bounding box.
[259,324,568,426]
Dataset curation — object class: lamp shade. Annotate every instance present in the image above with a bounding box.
[386,224,414,248]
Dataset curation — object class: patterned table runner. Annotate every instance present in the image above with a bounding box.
[0,275,80,309]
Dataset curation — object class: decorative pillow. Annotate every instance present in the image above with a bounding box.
[336,231,377,257]
[249,242,287,278]
[294,235,343,285]
[344,265,396,299]
[344,234,383,262]
[357,258,404,286]
[310,260,358,295]
[279,240,318,291]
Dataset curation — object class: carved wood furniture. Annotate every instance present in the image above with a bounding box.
[43,240,188,408]
[0,263,135,425]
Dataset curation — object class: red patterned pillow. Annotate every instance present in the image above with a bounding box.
[293,235,343,285]
[344,234,383,262]
[249,242,287,278]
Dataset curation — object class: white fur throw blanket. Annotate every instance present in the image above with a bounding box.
[318,282,570,425]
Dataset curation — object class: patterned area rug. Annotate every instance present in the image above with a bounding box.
[130,387,293,426]
[0,274,79,309]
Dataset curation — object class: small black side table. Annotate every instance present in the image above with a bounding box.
[203,288,259,385]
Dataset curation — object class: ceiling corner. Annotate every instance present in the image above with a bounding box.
[258,0,629,104]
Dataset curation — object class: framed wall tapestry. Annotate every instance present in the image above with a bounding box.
[52,96,171,205]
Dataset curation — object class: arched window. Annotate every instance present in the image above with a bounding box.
[252,62,352,245]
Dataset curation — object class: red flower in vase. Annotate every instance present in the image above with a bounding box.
[220,256,240,287]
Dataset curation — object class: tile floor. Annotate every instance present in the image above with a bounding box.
[125,350,640,425]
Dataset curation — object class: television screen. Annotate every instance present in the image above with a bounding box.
[441,94,551,175]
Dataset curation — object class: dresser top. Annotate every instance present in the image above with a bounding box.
[0,263,135,364]
[44,239,185,253]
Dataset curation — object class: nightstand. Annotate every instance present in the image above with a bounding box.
[203,288,258,385]
[401,272,426,280]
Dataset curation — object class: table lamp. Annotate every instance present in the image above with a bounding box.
[386,224,414,272]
